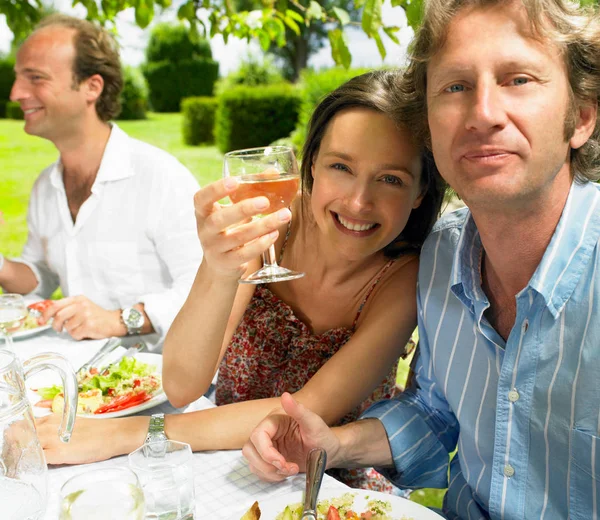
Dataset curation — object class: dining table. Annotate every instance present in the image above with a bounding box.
[10,327,349,519]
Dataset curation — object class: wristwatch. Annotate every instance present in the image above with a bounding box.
[121,306,144,335]
[144,413,168,457]
[145,413,167,444]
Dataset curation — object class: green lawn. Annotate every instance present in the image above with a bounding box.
[0,112,446,510]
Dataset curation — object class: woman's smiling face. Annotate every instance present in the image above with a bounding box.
[310,107,424,261]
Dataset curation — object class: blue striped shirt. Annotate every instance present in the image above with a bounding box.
[363,180,600,520]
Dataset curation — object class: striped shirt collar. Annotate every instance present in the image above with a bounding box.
[450,180,600,319]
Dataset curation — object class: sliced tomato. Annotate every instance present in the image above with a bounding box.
[359,513,373,519]
[89,367,99,375]
[94,391,152,414]
[327,506,341,520]
[133,378,141,388]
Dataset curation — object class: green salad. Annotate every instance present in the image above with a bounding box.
[275,492,405,520]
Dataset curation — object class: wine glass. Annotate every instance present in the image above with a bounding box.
[0,294,28,351]
[223,146,305,284]
[59,467,145,520]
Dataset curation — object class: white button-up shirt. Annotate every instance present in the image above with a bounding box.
[17,124,203,345]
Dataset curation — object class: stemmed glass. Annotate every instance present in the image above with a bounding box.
[223,146,305,284]
[0,294,28,351]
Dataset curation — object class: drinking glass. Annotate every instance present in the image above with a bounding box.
[0,294,28,351]
[223,146,305,284]
[59,467,145,520]
[128,440,195,520]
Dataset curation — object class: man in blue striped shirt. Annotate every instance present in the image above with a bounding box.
[243,1,600,518]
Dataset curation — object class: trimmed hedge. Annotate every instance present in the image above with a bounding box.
[292,67,371,152]
[214,56,286,96]
[143,59,219,113]
[6,101,23,119]
[118,67,148,120]
[0,58,15,118]
[146,23,212,63]
[215,84,301,154]
[181,96,218,146]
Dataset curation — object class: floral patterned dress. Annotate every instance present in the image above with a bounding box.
[216,236,410,492]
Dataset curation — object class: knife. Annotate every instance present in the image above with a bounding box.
[76,337,123,377]
[97,340,146,372]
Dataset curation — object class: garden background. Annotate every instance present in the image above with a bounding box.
[0,0,451,508]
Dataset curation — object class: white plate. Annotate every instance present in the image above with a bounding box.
[30,352,168,419]
[83,352,168,419]
[237,488,445,520]
[3,323,52,341]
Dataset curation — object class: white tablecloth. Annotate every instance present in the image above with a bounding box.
[10,329,348,519]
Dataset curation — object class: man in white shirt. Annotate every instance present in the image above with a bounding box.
[0,14,202,345]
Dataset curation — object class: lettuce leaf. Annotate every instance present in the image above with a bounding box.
[37,384,63,400]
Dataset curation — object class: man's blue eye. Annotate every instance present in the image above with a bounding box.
[446,84,465,93]
[513,77,529,86]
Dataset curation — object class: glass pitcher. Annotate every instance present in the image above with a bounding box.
[0,350,78,520]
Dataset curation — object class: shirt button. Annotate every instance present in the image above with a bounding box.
[522,320,529,333]
[504,464,515,478]
[508,389,520,403]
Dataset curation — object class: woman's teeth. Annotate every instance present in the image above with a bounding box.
[337,214,377,232]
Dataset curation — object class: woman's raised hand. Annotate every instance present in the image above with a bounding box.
[193,178,291,280]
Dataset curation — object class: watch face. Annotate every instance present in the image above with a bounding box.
[123,307,144,329]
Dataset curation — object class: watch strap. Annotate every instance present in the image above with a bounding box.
[145,413,167,443]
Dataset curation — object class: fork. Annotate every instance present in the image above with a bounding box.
[301,448,327,520]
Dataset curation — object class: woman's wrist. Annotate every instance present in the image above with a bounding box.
[114,416,151,455]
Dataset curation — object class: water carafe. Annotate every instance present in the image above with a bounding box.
[0,350,77,519]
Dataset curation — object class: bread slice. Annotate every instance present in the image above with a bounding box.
[240,501,261,520]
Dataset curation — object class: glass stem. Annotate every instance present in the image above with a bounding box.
[2,332,13,352]
[262,244,278,268]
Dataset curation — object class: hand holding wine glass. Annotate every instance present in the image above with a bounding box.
[223,146,304,284]
[0,294,28,351]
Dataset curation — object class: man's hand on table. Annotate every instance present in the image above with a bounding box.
[41,296,127,340]
[36,414,149,465]
[242,392,341,482]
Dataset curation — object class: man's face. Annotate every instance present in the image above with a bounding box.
[426,2,590,210]
[10,27,89,142]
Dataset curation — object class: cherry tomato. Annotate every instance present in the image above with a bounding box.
[327,506,341,520]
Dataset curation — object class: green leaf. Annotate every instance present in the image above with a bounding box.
[283,15,301,35]
[258,28,271,50]
[354,0,366,8]
[328,28,351,69]
[306,1,324,21]
[276,0,288,11]
[362,0,383,37]
[373,31,386,59]
[332,7,350,26]
[401,0,423,28]
[135,1,154,29]
[177,1,196,21]
[286,9,305,24]
[383,25,400,44]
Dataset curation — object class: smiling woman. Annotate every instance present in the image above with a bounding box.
[36,70,446,495]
